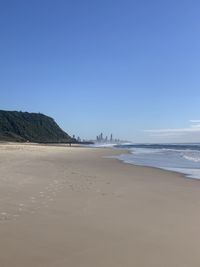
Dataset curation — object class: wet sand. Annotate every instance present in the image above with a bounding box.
[0,143,200,267]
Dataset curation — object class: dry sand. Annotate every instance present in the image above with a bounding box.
[0,143,200,267]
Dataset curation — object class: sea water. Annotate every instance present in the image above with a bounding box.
[114,143,200,179]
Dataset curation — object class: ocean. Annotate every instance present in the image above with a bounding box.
[91,143,200,179]
[113,143,200,179]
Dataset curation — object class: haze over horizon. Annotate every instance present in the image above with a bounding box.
[1,0,200,143]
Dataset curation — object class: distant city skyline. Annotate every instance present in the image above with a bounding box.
[95,133,126,143]
[1,1,200,143]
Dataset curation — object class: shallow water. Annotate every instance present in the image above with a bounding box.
[89,142,200,179]
[114,144,200,179]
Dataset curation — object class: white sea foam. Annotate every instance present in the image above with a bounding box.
[89,143,117,148]
[182,155,200,163]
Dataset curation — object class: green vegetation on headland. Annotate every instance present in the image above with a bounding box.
[0,110,77,143]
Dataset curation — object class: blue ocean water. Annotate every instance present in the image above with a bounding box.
[113,143,200,179]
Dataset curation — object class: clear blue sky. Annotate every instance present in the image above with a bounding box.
[1,0,200,142]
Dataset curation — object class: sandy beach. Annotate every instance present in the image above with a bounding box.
[0,143,200,267]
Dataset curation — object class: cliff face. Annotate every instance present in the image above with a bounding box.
[0,110,76,143]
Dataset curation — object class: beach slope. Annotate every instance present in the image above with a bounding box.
[0,144,200,267]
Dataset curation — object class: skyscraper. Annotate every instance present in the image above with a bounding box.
[110,134,113,142]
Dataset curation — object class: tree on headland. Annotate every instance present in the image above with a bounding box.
[0,110,76,143]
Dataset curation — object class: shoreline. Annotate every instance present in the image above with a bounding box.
[1,143,200,266]
[109,147,200,181]
[104,148,197,181]
[0,141,198,183]
[2,142,198,182]
[113,155,199,181]
[0,141,198,185]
